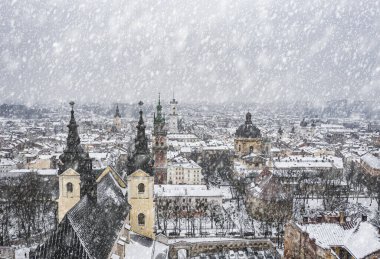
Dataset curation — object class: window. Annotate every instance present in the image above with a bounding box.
[138,183,145,193]
[66,182,73,193]
[138,213,145,225]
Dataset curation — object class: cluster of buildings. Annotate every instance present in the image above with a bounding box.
[0,98,379,258]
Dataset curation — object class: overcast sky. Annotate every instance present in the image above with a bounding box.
[1,0,379,105]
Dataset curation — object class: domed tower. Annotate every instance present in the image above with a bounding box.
[152,94,168,184]
[127,101,155,239]
[234,111,264,157]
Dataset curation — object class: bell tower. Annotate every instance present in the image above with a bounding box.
[168,93,179,133]
[57,168,81,222]
[127,101,155,239]
[127,169,155,239]
[153,94,168,184]
[57,102,97,222]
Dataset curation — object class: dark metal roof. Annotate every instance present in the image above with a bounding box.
[235,112,262,138]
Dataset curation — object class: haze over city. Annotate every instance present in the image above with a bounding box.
[1,0,380,105]
[1,0,380,259]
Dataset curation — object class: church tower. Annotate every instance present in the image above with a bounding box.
[153,94,168,184]
[57,102,96,222]
[112,104,122,132]
[168,94,179,133]
[57,168,80,222]
[127,101,155,239]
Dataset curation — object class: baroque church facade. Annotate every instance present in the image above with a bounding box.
[234,112,271,169]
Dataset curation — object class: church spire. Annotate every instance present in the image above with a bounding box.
[154,93,165,132]
[135,101,149,155]
[66,101,82,152]
[114,104,121,118]
[126,101,154,176]
[59,102,85,173]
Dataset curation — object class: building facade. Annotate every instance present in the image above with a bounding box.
[167,156,202,185]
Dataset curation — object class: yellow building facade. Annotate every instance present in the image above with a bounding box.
[57,168,81,223]
[234,137,264,157]
[127,169,155,239]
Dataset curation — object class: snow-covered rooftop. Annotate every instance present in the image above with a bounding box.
[297,221,380,258]
[361,153,380,169]
[154,184,225,198]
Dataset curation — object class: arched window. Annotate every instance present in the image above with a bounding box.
[138,183,145,193]
[66,182,73,193]
[249,146,254,153]
[138,213,145,225]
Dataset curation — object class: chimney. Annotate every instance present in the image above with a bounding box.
[362,214,367,222]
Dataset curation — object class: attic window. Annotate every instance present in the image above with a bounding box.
[138,213,145,226]
[66,182,73,193]
[138,183,145,193]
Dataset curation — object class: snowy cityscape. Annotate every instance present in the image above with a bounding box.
[1,0,380,258]
[0,99,379,258]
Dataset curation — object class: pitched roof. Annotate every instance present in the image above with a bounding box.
[361,153,380,169]
[32,171,130,259]
[297,221,380,258]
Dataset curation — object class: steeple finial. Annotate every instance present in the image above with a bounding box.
[158,93,161,105]
[69,101,75,123]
